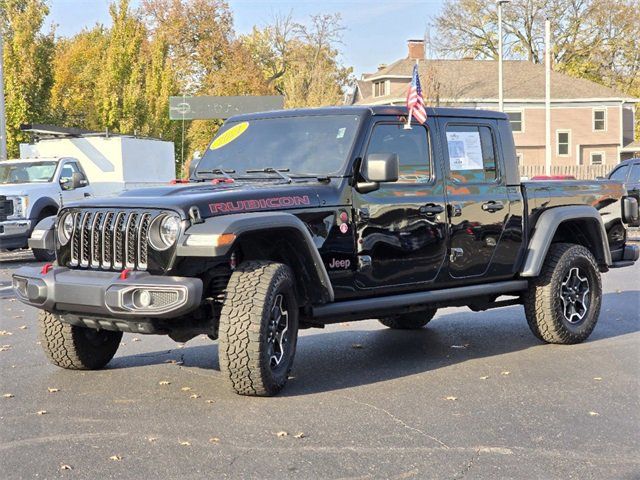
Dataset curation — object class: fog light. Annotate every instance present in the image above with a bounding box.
[134,289,153,308]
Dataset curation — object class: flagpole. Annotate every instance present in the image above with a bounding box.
[404,59,419,130]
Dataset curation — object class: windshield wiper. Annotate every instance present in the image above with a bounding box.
[196,168,236,180]
[245,168,292,184]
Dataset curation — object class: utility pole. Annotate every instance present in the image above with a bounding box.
[0,31,7,160]
[545,18,552,176]
[497,0,510,112]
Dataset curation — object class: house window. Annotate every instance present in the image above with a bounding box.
[516,152,524,164]
[593,109,606,131]
[507,111,523,132]
[373,81,387,98]
[557,130,570,156]
[590,152,604,165]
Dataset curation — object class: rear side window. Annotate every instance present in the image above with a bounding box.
[366,123,432,183]
[609,165,629,182]
[445,125,498,183]
[628,164,640,183]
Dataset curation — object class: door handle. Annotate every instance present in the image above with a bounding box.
[419,203,445,216]
[84,193,92,198]
[481,201,504,212]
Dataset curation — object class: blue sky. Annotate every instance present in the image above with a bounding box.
[46,0,446,76]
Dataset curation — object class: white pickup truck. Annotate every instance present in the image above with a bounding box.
[1,131,176,260]
[0,157,93,260]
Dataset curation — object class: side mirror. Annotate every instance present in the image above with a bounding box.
[71,172,87,189]
[357,153,399,193]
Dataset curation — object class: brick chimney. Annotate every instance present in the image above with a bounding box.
[407,39,425,60]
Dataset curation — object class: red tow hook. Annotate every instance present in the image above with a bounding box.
[41,263,54,274]
[211,178,234,185]
[119,269,131,280]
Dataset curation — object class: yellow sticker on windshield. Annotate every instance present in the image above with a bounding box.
[210,122,249,150]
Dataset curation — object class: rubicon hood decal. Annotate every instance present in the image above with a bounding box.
[209,195,311,214]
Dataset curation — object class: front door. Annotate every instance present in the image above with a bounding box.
[440,120,512,279]
[59,161,91,204]
[354,119,448,291]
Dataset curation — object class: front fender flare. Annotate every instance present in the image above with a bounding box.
[177,212,334,302]
[521,205,612,277]
[28,215,56,251]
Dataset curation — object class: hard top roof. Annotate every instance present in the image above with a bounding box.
[229,105,508,122]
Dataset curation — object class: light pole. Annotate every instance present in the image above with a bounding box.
[497,0,510,112]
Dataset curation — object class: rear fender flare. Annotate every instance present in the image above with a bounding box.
[521,205,611,277]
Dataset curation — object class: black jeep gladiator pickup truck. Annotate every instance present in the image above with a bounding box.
[13,106,640,396]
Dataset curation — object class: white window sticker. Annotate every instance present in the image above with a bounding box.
[446,131,483,171]
[336,127,346,139]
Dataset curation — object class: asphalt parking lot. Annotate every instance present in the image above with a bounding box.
[0,248,638,479]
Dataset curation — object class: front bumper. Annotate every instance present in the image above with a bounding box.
[0,220,31,249]
[12,266,203,319]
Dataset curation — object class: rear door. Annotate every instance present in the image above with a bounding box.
[353,118,448,291]
[439,119,513,279]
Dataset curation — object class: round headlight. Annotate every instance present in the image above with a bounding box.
[149,214,180,251]
[57,213,74,246]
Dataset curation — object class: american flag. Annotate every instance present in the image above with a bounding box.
[406,63,427,124]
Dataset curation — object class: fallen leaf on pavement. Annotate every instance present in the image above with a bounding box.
[209,437,220,444]
[294,432,305,439]
[147,437,157,443]
[593,377,603,381]
[179,441,191,446]
[501,371,511,376]
[3,393,14,398]
[60,464,72,471]
[18,325,27,330]
[0,331,12,336]
[276,431,288,437]
[206,400,214,404]
[36,410,47,415]
[181,387,192,391]
[158,381,171,385]
[109,455,122,461]
[479,376,489,380]
[132,338,140,342]
[189,394,200,399]
[445,396,458,401]
[589,411,599,416]
[47,388,59,393]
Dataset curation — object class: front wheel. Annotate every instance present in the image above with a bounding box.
[39,311,122,369]
[524,243,602,344]
[218,261,299,396]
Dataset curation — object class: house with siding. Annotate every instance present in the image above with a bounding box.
[351,40,638,169]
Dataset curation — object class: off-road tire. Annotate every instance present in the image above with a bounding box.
[219,261,299,396]
[524,243,602,344]
[33,248,55,262]
[39,311,122,369]
[379,308,437,329]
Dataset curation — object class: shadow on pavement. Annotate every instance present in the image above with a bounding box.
[106,290,640,395]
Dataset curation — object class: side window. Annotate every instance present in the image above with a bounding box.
[609,165,629,182]
[446,124,498,183]
[366,123,431,183]
[629,164,640,183]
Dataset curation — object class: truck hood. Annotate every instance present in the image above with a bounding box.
[0,183,53,197]
[68,179,347,219]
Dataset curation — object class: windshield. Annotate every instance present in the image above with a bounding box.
[197,114,361,177]
[0,161,58,184]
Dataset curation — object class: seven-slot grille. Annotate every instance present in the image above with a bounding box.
[69,210,157,271]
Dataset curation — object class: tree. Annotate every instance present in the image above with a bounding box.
[49,27,109,129]
[434,0,640,137]
[96,0,146,133]
[0,0,54,157]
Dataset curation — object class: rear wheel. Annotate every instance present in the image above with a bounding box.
[524,243,602,344]
[39,311,122,369]
[379,308,437,329]
[218,261,299,396]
